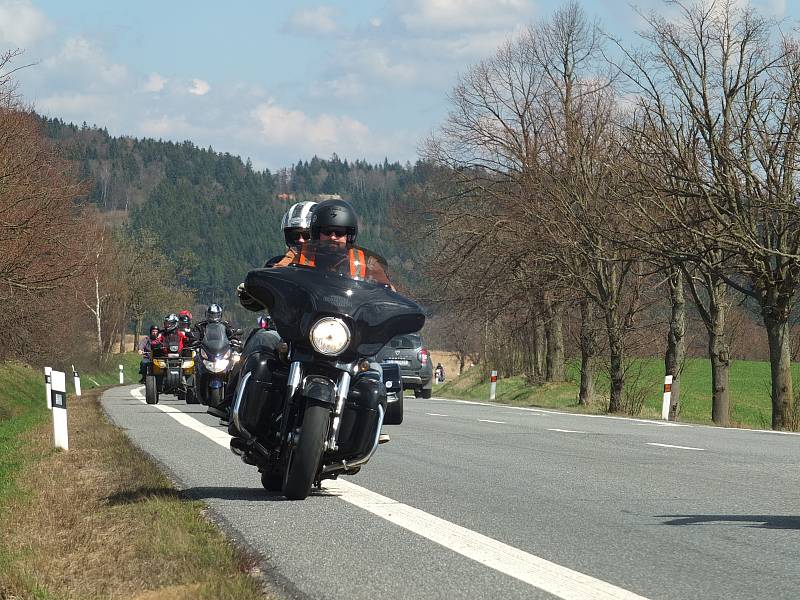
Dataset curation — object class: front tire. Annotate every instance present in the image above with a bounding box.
[208,386,223,407]
[282,403,329,500]
[145,375,159,405]
[421,387,432,399]
[385,389,404,425]
[185,386,198,404]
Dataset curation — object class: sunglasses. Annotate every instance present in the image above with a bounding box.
[287,230,310,244]
[320,228,349,237]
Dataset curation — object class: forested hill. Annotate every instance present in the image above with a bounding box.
[41,117,428,305]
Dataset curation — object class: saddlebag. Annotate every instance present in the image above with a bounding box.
[336,373,386,459]
[233,352,287,440]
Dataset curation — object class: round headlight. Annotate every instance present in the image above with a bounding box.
[309,317,350,356]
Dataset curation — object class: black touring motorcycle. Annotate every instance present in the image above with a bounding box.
[229,242,424,500]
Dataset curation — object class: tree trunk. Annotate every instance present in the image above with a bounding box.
[118,313,127,354]
[94,274,103,363]
[544,301,565,381]
[764,313,793,430]
[606,309,624,413]
[134,317,143,352]
[708,299,730,426]
[578,298,596,405]
[664,268,685,420]
[533,315,546,380]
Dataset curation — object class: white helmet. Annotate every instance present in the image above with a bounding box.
[280,201,317,247]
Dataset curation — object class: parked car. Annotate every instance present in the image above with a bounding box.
[376,333,433,399]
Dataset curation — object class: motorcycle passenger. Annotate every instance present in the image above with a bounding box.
[138,324,160,383]
[267,200,318,267]
[178,309,193,337]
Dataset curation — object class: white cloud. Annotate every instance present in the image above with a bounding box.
[143,73,167,92]
[397,0,534,32]
[369,17,382,28]
[188,78,210,96]
[359,49,417,84]
[44,36,129,87]
[140,114,190,137]
[36,92,104,114]
[0,0,53,46]
[286,6,339,35]
[251,101,370,154]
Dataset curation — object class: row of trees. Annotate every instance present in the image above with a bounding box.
[419,0,800,430]
[0,51,190,366]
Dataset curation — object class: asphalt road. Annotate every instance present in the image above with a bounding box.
[102,386,800,600]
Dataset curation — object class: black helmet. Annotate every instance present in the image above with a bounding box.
[148,324,159,340]
[206,303,223,323]
[310,199,358,244]
[163,314,178,332]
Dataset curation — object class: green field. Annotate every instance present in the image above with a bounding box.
[436,357,795,430]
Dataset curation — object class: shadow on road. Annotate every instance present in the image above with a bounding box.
[658,514,800,529]
[107,484,339,505]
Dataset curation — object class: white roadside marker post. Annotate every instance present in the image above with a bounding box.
[661,375,673,420]
[72,364,81,397]
[51,370,69,450]
[490,370,498,401]
[44,366,52,410]
[119,364,124,384]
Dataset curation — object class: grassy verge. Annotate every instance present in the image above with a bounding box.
[0,361,270,599]
[436,357,793,430]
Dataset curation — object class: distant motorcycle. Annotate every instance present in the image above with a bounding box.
[196,322,241,407]
[230,242,424,500]
[145,330,197,405]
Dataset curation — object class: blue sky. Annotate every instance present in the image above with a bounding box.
[2,0,797,169]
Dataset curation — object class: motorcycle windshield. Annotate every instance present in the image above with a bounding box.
[202,322,229,355]
[244,242,425,358]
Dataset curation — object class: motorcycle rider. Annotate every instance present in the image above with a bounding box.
[191,303,239,344]
[138,324,160,383]
[230,199,392,438]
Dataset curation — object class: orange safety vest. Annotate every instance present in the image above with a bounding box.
[297,247,367,279]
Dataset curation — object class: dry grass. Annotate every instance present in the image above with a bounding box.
[0,387,272,600]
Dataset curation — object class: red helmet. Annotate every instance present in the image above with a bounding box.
[178,309,193,320]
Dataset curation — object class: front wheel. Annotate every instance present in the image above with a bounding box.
[421,387,432,399]
[261,470,282,492]
[185,386,198,404]
[145,375,159,405]
[385,389,404,425]
[282,403,329,500]
[208,386,223,407]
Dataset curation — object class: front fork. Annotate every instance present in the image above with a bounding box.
[281,361,351,452]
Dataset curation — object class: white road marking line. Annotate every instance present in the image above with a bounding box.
[426,413,448,417]
[432,397,800,436]
[478,419,506,424]
[127,387,652,600]
[326,479,650,600]
[131,388,231,448]
[547,428,587,434]
[647,442,705,451]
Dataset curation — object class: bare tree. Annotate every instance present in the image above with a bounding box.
[614,0,800,429]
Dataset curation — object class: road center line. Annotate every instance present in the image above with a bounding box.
[426,413,448,417]
[478,419,506,424]
[647,442,705,451]
[547,428,587,434]
[128,388,652,600]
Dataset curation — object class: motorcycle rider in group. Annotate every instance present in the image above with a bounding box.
[231,199,392,438]
[178,309,193,337]
[226,202,318,413]
[191,303,239,344]
[138,324,160,383]
[156,313,187,350]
